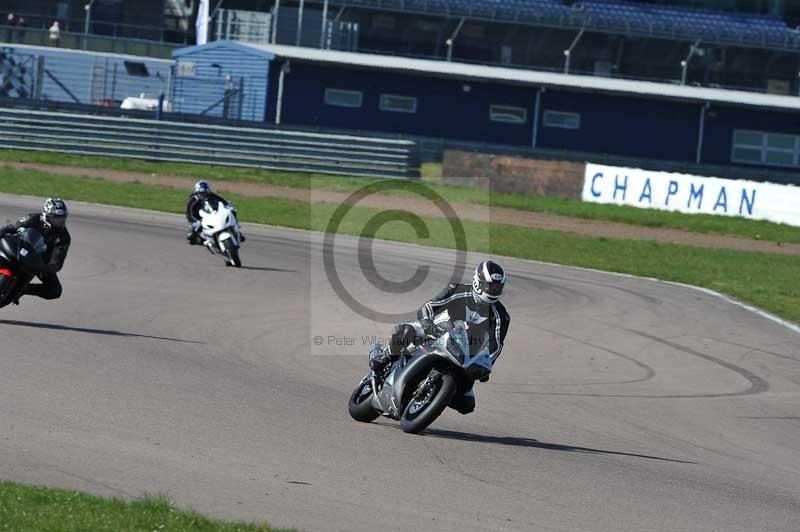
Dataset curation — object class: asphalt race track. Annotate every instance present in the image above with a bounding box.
[1,194,799,532]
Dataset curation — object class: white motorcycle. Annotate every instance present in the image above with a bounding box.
[198,199,243,267]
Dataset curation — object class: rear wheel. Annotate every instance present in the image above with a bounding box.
[400,371,456,434]
[222,239,242,268]
[0,272,15,309]
[348,377,380,423]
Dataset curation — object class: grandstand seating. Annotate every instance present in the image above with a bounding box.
[580,1,792,47]
[332,0,798,49]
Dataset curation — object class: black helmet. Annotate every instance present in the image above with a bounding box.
[472,260,506,304]
[42,198,68,231]
[194,180,211,194]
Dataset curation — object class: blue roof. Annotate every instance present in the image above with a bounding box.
[172,40,276,60]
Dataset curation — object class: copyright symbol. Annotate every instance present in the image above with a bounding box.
[313,336,324,346]
[323,180,467,324]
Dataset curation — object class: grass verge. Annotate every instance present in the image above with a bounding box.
[0,480,291,531]
[1,168,797,324]
[2,150,799,245]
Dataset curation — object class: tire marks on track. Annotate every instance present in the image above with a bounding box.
[504,329,770,399]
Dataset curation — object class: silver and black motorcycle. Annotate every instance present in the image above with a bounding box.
[0,228,49,309]
[348,320,493,434]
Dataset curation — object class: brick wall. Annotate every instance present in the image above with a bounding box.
[442,150,586,199]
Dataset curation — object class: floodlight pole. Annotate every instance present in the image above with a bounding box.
[446,17,466,62]
[276,60,290,125]
[320,0,329,49]
[84,1,95,35]
[272,0,280,44]
[83,0,96,50]
[696,102,709,163]
[563,27,585,74]
[681,39,701,85]
[296,0,305,46]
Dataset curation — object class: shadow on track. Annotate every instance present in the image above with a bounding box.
[422,428,695,464]
[0,319,204,344]
[237,266,298,273]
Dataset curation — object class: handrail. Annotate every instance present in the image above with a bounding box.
[0,108,420,179]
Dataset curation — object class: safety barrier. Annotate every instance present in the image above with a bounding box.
[0,108,420,179]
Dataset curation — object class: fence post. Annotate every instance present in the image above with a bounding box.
[237,77,244,121]
[222,74,233,119]
[110,63,118,101]
[156,93,164,120]
[34,56,45,100]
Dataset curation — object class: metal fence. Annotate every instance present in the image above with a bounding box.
[0,24,178,59]
[0,108,420,179]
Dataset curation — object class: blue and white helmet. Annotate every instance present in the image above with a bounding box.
[472,260,506,304]
[42,198,68,230]
[194,180,211,194]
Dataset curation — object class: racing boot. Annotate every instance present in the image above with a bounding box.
[186,223,203,246]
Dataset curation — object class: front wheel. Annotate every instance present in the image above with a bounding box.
[222,239,241,268]
[348,377,380,423]
[400,371,456,434]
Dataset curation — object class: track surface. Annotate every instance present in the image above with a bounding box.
[1,195,799,532]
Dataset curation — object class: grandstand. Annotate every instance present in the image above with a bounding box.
[320,0,800,93]
[2,1,798,93]
[331,0,796,49]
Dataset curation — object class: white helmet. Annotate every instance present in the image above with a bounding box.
[194,180,211,194]
[472,260,506,304]
[42,198,68,230]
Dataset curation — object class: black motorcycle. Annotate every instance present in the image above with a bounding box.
[348,320,493,434]
[0,228,49,308]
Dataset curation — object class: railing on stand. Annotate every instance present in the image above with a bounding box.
[0,25,179,59]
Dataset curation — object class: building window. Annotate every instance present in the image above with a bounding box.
[379,94,417,114]
[324,89,363,108]
[732,129,800,168]
[490,105,527,124]
[543,110,580,129]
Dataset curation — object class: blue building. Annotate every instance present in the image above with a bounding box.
[172,41,272,122]
[171,40,800,174]
[2,44,171,105]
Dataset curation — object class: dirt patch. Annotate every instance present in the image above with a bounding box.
[6,161,799,256]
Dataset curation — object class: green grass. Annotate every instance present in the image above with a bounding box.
[3,150,799,244]
[0,480,290,531]
[1,167,797,324]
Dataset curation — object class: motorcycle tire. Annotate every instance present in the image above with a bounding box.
[400,372,456,434]
[222,239,242,268]
[348,378,380,423]
[0,273,14,309]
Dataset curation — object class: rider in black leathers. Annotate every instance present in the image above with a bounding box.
[370,260,510,415]
[0,198,70,303]
[185,180,244,245]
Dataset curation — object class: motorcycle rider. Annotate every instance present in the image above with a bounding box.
[369,260,510,415]
[0,198,70,304]
[185,180,244,245]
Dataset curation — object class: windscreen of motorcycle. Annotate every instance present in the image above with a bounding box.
[19,228,47,255]
[202,198,221,213]
[435,322,471,362]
